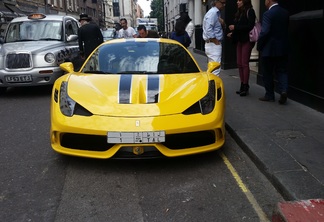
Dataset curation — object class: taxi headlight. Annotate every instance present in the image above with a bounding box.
[45,53,55,63]
[59,81,76,117]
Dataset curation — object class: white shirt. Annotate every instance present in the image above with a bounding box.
[118,27,136,38]
[202,7,223,41]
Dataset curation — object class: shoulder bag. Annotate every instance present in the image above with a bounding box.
[247,9,261,42]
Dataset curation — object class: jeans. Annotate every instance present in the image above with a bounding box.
[205,42,222,76]
[236,41,255,84]
[260,56,288,99]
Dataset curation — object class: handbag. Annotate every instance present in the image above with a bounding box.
[247,9,261,42]
[249,21,261,42]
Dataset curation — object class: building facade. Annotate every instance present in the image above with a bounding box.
[112,0,137,27]
[0,0,139,30]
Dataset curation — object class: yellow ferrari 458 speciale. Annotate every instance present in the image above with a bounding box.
[50,38,225,159]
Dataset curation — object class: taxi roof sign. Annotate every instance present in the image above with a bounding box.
[28,13,46,20]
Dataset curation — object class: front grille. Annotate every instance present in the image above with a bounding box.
[60,130,218,153]
[6,53,31,69]
[61,133,113,151]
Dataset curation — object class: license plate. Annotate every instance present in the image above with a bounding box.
[5,75,32,83]
[107,131,165,144]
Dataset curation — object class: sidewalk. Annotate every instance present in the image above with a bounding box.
[189,48,324,201]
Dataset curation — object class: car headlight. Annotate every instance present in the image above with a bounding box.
[59,81,76,117]
[45,53,55,63]
[199,80,216,115]
[183,80,217,115]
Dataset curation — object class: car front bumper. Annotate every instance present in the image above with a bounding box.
[50,110,225,159]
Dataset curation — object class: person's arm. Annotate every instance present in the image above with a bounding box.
[98,28,104,43]
[257,11,271,51]
[130,27,137,38]
[185,32,191,47]
[78,29,84,56]
[186,22,194,38]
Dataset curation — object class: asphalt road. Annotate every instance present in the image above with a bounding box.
[0,86,283,222]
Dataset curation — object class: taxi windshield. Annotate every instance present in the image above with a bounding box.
[5,21,62,43]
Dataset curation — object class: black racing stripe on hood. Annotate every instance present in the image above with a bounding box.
[147,75,160,103]
[119,74,132,104]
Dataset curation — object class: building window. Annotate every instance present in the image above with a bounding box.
[113,1,120,16]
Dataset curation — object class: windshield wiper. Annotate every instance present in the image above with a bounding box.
[13,39,34,42]
[38,38,60,41]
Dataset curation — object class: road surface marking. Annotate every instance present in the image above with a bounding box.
[219,151,269,222]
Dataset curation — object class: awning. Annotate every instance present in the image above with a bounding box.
[4,3,25,16]
[13,1,37,14]
[0,2,16,18]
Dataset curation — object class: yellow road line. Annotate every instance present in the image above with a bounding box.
[218,151,270,222]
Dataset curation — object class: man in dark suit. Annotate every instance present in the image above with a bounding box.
[257,0,289,104]
[78,14,103,59]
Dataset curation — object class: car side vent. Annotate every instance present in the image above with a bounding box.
[74,103,93,116]
[217,87,222,101]
[54,89,58,103]
[182,101,201,115]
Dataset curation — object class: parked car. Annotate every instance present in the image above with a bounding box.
[50,38,225,159]
[101,28,116,41]
[0,13,80,94]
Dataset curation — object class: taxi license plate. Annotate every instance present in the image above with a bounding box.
[5,75,32,83]
[107,131,165,144]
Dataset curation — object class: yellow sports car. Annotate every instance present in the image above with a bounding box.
[50,38,225,159]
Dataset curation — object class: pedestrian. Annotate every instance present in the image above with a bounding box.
[170,19,191,48]
[202,0,226,76]
[257,0,289,104]
[118,18,137,38]
[227,0,256,96]
[78,14,103,59]
[180,12,195,48]
[114,23,122,38]
[137,25,159,38]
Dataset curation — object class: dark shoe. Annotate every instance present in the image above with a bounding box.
[240,84,249,97]
[279,92,287,105]
[236,82,243,94]
[259,96,275,102]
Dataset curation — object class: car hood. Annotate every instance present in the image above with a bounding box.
[1,41,67,54]
[67,73,209,117]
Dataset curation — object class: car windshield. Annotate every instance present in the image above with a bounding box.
[82,41,200,74]
[5,21,62,42]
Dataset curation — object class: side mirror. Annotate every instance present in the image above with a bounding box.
[0,37,4,44]
[67,34,78,42]
[60,62,74,73]
[207,61,220,73]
